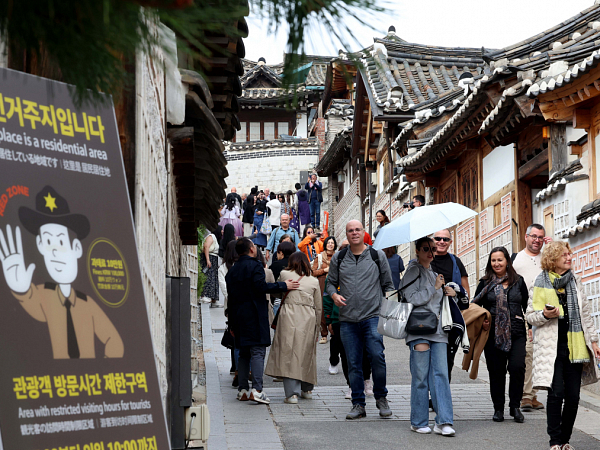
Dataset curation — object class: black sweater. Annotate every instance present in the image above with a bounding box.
[474,276,529,336]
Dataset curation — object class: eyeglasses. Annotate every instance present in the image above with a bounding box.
[527,234,544,241]
[347,228,364,233]
[419,246,434,253]
[434,237,451,242]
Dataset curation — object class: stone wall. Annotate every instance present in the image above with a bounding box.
[136,44,200,408]
[224,141,329,225]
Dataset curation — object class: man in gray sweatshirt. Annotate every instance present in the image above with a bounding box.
[327,220,395,420]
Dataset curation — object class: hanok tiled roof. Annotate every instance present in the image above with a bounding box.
[483,4,600,64]
[228,137,317,151]
[397,4,600,171]
[239,55,331,103]
[359,32,489,117]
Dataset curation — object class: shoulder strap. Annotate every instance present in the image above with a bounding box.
[335,247,349,284]
[369,247,380,270]
[511,252,517,263]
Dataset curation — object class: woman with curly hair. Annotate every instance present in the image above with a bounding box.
[527,241,600,450]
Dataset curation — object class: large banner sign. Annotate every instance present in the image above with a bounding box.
[0,68,170,449]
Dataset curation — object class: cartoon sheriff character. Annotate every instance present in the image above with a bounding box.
[0,186,124,359]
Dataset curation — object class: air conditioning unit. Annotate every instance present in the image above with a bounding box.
[185,405,210,446]
[370,172,378,186]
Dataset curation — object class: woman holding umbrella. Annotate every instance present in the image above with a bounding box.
[402,236,457,436]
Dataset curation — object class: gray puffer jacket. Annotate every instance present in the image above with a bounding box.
[326,246,394,323]
[401,260,447,344]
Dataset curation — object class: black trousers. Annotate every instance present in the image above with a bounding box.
[330,323,371,386]
[484,332,526,410]
[547,341,583,447]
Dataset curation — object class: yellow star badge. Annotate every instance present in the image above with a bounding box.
[44,193,57,212]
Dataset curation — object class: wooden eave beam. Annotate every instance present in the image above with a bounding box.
[518,147,548,180]
[537,65,600,121]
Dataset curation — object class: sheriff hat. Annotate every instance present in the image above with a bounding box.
[19,186,90,239]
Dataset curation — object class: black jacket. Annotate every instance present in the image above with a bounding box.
[225,255,287,347]
[269,257,289,284]
[242,194,255,224]
[474,276,529,336]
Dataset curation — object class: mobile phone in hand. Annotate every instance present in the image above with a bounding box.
[203,266,209,274]
[545,304,555,310]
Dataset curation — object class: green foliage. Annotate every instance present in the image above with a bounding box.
[0,0,384,106]
[197,225,207,298]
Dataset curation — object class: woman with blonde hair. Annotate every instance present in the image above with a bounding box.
[527,240,600,450]
[265,252,322,404]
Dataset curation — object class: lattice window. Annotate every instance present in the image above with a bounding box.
[554,199,570,239]
[441,179,457,204]
[583,279,600,336]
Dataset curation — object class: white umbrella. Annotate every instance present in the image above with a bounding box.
[372,202,478,250]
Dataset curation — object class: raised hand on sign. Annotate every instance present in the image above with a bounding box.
[0,225,35,294]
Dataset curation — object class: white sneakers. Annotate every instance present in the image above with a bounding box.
[433,424,456,437]
[411,424,455,436]
[364,379,374,396]
[236,389,249,401]
[411,425,432,434]
[249,389,270,404]
[328,363,340,375]
[300,390,312,399]
[284,395,298,404]
[345,387,352,399]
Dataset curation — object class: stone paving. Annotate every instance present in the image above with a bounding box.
[203,303,600,449]
[265,384,547,423]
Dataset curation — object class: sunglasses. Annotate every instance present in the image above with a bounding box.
[434,237,451,242]
[419,246,434,253]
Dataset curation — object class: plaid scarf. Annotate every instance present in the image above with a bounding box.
[532,270,589,363]
[472,275,511,352]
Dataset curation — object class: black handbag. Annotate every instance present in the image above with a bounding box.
[221,324,235,349]
[406,310,439,335]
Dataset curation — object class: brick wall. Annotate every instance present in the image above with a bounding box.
[316,117,326,158]
[333,176,360,243]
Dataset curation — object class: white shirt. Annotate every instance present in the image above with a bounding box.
[512,250,542,296]
[266,199,281,226]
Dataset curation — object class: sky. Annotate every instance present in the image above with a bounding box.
[244,0,595,64]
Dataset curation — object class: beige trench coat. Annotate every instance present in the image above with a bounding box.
[265,270,322,385]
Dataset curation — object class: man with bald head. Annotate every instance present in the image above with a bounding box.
[327,220,394,420]
[265,213,300,261]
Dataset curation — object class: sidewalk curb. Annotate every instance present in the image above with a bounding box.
[201,302,228,450]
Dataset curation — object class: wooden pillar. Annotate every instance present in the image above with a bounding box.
[548,123,567,178]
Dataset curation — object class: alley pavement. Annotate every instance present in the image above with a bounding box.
[202,303,600,450]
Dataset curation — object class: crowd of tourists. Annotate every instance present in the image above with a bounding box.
[200,183,600,450]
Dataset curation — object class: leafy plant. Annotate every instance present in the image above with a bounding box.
[0,0,385,106]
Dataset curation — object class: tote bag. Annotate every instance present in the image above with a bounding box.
[260,214,272,235]
[377,274,419,339]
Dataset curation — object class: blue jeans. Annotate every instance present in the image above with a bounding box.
[409,339,453,427]
[309,200,320,228]
[340,317,388,406]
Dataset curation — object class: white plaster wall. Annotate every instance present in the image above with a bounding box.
[296,112,308,138]
[483,145,514,200]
